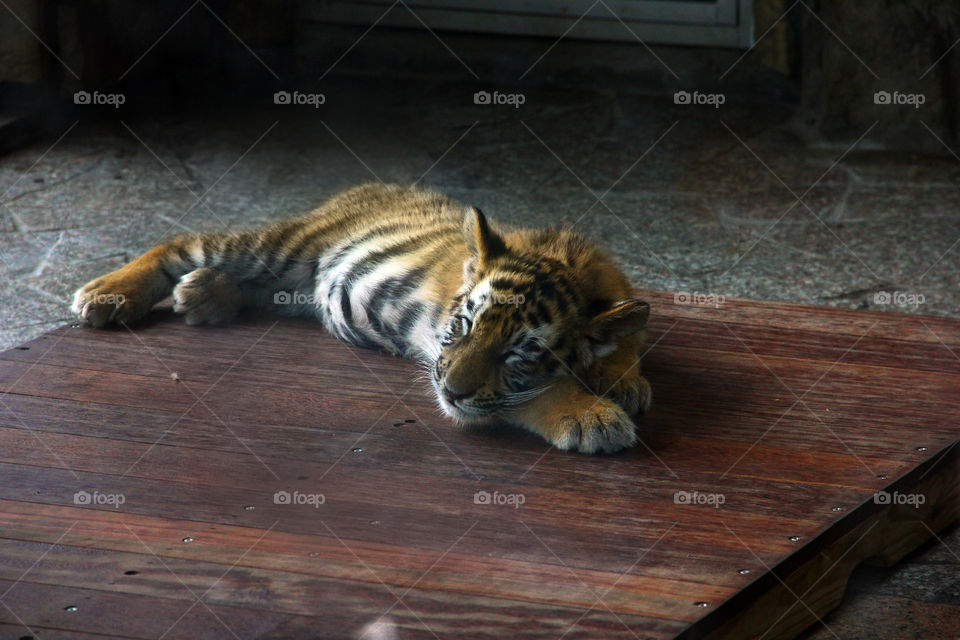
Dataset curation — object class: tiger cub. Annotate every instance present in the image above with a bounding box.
[72,184,652,453]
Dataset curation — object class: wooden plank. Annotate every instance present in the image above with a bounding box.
[0,623,129,640]
[0,578,293,639]
[0,530,691,632]
[0,390,925,493]
[0,290,957,639]
[2,335,951,470]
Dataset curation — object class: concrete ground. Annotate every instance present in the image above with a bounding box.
[1,47,958,638]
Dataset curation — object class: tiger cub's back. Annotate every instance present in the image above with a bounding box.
[305,184,470,358]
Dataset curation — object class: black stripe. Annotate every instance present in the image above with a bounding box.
[339,230,452,311]
[339,283,353,325]
[275,227,329,278]
[490,277,528,295]
[364,304,406,353]
[396,302,425,345]
[238,248,270,280]
[161,267,179,286]
[343,327,382,352]
[216,235,241,270]
[242,231,284,279]
[535,300,553,325]
[551,290,570,315]
[359,267,431,354]
[298,219,454,280]
[366,266,428,317]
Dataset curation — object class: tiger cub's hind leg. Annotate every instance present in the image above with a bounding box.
[74,223,305,327]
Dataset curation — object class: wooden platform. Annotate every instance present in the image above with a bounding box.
[0,290,957,639]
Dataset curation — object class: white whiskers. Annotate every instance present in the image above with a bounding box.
[497,381,555,408]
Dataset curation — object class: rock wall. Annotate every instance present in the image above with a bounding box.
[0,0,49,84]
[800,0,959,150]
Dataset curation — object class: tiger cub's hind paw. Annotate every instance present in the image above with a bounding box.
[172,268,242,325]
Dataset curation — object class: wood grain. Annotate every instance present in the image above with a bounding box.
[0,290,957,639]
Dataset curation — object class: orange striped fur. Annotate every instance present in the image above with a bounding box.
[73,184,651,453]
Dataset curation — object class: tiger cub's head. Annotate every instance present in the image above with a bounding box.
[431,208,649,423]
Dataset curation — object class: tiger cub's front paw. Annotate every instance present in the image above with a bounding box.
[72,273,155,328]
[551,399,638,454]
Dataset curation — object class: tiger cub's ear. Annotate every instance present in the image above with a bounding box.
[585,299,650,357]
[464,207,507,264]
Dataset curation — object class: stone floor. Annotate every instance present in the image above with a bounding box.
[4,75,960,349]
[1,68,958,637]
